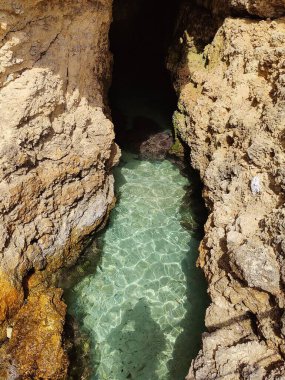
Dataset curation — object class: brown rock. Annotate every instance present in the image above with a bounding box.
[0,287,68,379]
[0,272,23,324]
[0,0,118,286]
[169,3,285,378]
[0,0,119,377]
[195,0,285,18]
[0,271,24,342]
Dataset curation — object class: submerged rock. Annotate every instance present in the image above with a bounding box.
[139,131,173,160]
[115,114,174,160]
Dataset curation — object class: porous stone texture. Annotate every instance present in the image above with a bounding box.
[0,0,119,377]
[169,2,285,378]
[196,0,285,18]
[0,286,68,379]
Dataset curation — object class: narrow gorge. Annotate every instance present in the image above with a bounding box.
[0,1,284,379]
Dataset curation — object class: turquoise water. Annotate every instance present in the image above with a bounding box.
[64,151,208,380]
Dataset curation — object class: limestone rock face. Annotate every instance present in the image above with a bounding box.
[196,0,285,18]
[0,0,118,377]
[169,3,285,378]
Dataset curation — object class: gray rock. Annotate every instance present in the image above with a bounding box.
[251,176,261,195]
[139,131,173,160]
[230,244,280,295]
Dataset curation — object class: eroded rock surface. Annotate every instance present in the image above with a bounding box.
[169,2,285,378]
[0,286,68,379]
[0,0,118,377]
[196,0,285,18]
[1,0,285,378]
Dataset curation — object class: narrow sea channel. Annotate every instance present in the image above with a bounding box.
[63,148,208,379]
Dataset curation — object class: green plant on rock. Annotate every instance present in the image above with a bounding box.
[169,111,185,158]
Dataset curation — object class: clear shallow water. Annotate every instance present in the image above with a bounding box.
[64,151,208,380]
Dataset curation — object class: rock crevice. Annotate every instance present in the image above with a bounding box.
[0,0,285,378]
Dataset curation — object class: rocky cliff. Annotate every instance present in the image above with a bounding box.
[0,1,119,378]
[1,0,285,378]
[169,1,285,378]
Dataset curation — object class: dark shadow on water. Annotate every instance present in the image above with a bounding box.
[167,238,210,379]
[59,241,103,380]
[167,146,210,379]
[106,299,166,380]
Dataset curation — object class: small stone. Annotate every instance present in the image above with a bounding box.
[7,326,13,339]
[251,176,261,195]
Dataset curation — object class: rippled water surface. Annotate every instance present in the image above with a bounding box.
[64,151,208,380]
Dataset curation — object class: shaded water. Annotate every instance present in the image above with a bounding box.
[64,151,209,379]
